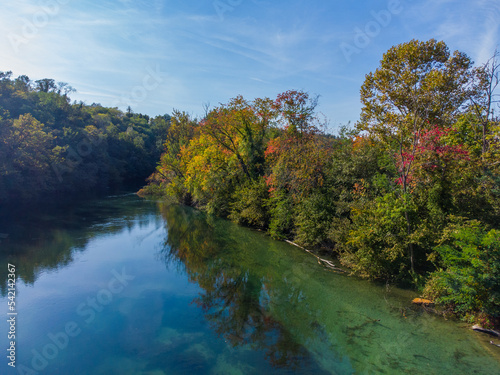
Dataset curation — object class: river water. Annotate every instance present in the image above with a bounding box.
[0,194,499,374]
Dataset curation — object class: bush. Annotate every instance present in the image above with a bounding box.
[268,189,295,240]
[229,178,269,228]
[338,192,413,280]
[424,221,500,323]
[294,192,334,248]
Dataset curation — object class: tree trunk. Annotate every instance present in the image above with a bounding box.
[402,175,414,274]
[404,209,414,274]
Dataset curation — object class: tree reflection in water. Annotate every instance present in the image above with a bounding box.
[158,203,318,370]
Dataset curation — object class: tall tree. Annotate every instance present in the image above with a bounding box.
[358,39,473,273]
[202,95,274,179]
[469,50,500,158]
[156,110,196,187]
[35,78,57,93]
[273,90,320,136]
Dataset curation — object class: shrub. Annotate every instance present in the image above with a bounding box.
[268,189,295,240]
[294,192,334,248]
[338,192,413,280]
[229,177,269,228]
[424,221,500,322]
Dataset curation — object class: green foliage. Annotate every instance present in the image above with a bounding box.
[229,177,269,228]
[360,39,472,133]
[145,110,196,203]
[339,192,413,280]
[0,72,170,204]
[267,189,295,240]
[294,192,334,248]
[424,222,500,322]
[127,40,500,323]
[0,114,57,199]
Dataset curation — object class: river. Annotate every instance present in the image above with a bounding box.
[0,193,499,374]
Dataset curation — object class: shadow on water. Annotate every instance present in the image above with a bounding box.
[0,192,155,296]
[158,203,332,373]
[155,202,500,374]
[1,195,499,374]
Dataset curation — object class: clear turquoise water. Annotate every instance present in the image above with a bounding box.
[0,194,499,374]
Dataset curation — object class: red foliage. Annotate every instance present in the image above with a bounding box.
[395,125,469,187]
[416,126,469,162]
[264,138,279,157]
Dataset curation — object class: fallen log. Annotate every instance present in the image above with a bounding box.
[472,325,500,337]
[285,240,346,273]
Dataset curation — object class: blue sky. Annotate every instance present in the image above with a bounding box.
[1,0,499,132]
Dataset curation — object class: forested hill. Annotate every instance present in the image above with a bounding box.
[0,72,170,204]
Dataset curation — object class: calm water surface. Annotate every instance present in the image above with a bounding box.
[0,194,499,374]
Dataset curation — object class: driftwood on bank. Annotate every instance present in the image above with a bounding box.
[285,240,346,273]
[472,325,500,337]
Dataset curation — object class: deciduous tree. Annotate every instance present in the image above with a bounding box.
[358,39,473,273]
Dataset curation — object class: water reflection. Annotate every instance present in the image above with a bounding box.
[1,195,498,374]
[159,203,324,372]
[0,194,156,296]
[157,202,500,374]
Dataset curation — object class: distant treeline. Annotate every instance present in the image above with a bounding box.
[140,40,500,327]
[0,72,170,204]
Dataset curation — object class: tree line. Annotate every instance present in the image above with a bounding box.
[140,39,500,327]
[1,38,498,326]
[0,73,170,204]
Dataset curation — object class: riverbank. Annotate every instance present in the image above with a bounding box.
[138,188,500,333]
[2,192,499,373]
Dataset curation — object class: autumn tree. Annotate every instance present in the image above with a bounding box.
[158,110,196,180]
[273,90,320,136]
[202,95,275,179]
[138,110,193,201]
[358,39,473,273]
[263,91,333,240]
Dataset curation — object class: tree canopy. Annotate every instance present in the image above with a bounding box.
[2,38,500,327]
[0,72,170,203]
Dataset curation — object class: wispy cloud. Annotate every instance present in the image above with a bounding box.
[1,0,499,128]
[404,0,499,63]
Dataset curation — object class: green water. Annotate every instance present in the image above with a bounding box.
[0,194,499,374]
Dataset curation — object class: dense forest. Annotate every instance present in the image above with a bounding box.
[1,39,499,326]
[0,72,170,204]
[140,40,500,327]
